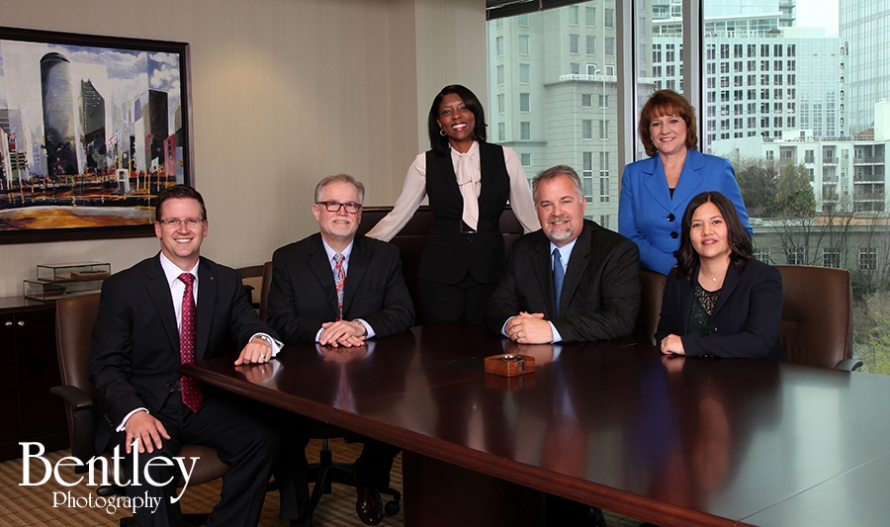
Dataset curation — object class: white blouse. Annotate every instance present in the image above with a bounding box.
[366,142,541,241]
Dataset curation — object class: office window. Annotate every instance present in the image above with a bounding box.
[520,153,532,167]
[599,215,610,229]
[599,120,609,140]
[497,65,504,85]
[520,121,531,140]
[570,62,580,75]
[497,122,505,142]
[569,34,579,54]
[753,249,770,263]
[519,35,530,55]
[519,93,530,112]
[582,120,593,139]
[496,36,504,56]
[497,94,505,114]
[568,5,579,25]
[599,95,608,109]
[519,63,530,83]
[493,0,889,374]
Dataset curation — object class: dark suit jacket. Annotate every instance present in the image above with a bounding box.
[88,254,277,451]
[267,233,415,345]
[485,220,641,342]
[655,259,786,361]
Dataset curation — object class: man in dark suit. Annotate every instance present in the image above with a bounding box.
[486,164,640,345]
[486,165,640,527]
[89,185,281,527]
[267,174,414,526]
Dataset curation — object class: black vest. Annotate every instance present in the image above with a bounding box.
[418,142,510,284]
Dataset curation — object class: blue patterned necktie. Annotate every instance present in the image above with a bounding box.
[553,248,565,317]
[333,253,345,320]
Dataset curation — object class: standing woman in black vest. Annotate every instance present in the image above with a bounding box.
[367,84,540,325]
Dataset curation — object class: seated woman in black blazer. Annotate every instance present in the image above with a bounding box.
[656,191,786,360]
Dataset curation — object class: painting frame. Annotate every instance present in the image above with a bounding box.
[0,26,193,244]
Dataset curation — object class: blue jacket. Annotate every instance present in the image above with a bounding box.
[618,149,752,275]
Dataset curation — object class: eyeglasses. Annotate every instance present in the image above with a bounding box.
[316,201,362,214]
[158,218,204,228]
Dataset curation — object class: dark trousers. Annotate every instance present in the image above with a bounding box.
[418,274,498,326]
[109,392,279,527]
[272,413,400,521]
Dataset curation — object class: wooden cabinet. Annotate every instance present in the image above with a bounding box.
[0,297,68,460]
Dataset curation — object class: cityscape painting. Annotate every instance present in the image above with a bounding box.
[0,27,191,243]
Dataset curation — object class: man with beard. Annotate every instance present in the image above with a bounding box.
[486,165,640,345]
[485,165,640,527]
[267,174,413,526]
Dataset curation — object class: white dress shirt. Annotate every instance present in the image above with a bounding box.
[366,141,540,241]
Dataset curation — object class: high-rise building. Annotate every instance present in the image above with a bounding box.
[133,90,169,174]
[40,52,79,178]
[840,0,890,135]
[80,79,107,171]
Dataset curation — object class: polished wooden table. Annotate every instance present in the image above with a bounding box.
[182,324,890,527]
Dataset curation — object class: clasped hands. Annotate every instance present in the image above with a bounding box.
[505,311,553,344]
[319,319,367,347]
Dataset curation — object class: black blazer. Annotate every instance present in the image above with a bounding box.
[88,254,276,451]
[485,220,641,342]
[267,233,415,345]
[655,258,786,361]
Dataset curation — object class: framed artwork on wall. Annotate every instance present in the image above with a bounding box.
[0,26,192,244]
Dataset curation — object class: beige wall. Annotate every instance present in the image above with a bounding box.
[0,0,486,298]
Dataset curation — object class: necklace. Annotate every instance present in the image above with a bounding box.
[700,266,725,283]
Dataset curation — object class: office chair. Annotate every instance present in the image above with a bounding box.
[260,261,401,518]
[775,265,862,371]
[637,269,667,345]
[51,293,230,527]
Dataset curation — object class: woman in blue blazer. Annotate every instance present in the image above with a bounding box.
[619,90,752,276]
[656,191,785,361]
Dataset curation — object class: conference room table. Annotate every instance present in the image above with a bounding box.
[181,324,890,527]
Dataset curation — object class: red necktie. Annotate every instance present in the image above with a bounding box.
[334,254,345,320]
[178,273,203,412]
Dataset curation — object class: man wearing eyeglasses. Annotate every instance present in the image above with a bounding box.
[89,184,282,526]
[267,174,414,526]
